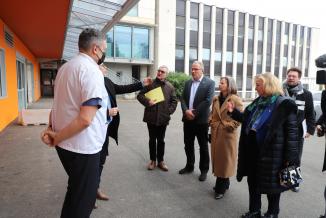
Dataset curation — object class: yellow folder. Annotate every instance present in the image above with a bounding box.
[145,87,165,104]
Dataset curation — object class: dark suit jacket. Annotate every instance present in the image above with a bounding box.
[180,76,215,124]
[104,77,143,149]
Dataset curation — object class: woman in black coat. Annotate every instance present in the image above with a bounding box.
[227,72,299,218]
[316,89,326,218]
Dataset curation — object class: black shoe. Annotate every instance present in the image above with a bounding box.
[198,172,207,181]
[214,192,224,200]
[240,211,261,218]
[179,166,194,174]
[319,216,325,218]
[262,213,278,218]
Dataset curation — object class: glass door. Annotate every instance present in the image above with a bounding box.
[16,60,27,110]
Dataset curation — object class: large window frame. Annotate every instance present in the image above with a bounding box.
[107,25,150,60]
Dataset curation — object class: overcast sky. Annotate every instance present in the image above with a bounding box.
[212,0,326,56]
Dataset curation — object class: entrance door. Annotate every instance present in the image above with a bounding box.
[16,59,27,110]
[41,69,56,96]
[26,62,34,104]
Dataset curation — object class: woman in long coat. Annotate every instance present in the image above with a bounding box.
[209,77,243,199]
[227,72,299,218]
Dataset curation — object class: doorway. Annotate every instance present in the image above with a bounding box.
[26,62,34,104]
[132,65,140,81]
[16,58,27,110]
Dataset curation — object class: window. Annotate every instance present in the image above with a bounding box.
[126,4,138,17]
[108,25,150,59]
[0,49,6,97]
[114,26,132,58]
[132,28,149,59]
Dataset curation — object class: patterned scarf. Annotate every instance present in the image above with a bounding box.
[247,95,278,130]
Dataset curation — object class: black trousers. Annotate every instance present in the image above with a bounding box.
[247,175,281,215]
[147,123,167,162]
[215,177,230,194]
[183,122,209,173]
[98,136,109,187]
[297,137,304,166]
[56,146,100,218]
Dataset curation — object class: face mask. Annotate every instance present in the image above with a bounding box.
[97,51,106,65]
[96,46,106,65]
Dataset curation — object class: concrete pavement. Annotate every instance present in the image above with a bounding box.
[0,98,325,218]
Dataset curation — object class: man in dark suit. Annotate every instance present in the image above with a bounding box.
[97,65,151,201]
[179,60,215,181]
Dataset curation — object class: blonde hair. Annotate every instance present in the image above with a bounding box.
[255,72,284,96]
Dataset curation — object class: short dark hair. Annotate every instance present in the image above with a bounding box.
[78,28,105,51]
[287,67,302,78]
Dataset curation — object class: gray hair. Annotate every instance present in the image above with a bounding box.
[220,76,238,95]
[192,60,204,72]
[159,65,169,73]
[78,28,105,51]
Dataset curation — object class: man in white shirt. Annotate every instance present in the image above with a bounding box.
[41,28,114,218]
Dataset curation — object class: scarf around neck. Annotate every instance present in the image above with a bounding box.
[283,81,303,99]
[247,95,278,131]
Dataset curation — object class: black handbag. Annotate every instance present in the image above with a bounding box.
[279,166,303,188]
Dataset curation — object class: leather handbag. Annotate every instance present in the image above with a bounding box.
[279,166,303,188]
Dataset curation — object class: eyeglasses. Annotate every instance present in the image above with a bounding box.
[157,70,166,74]
[192,68,201,71]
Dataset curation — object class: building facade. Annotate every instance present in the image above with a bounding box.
[105,0,320,98]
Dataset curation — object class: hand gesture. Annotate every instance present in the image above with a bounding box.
[226,100,235,113]
[109,107,119,117]
[185,109,195,120]
[143,77,153,86]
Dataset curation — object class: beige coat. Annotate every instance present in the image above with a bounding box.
[209,94,243,178]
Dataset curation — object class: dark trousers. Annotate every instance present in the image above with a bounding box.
[183,122,209,173]
[56,146,100,218]
[215,177,230,194]
[98,136,109,187]
[247,175,281,215]
[298,137,304,166]
[147,123,167,162]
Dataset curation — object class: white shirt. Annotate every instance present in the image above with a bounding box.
[51,53,108,154]
[189,75,203,109]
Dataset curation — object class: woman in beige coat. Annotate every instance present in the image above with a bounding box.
[209,76,243,199]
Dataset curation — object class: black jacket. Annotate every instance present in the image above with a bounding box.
[285,87,316,136]
[104,77,143,148]
[137,78,178,126]
[231,96,299,194]
[316,90,326,172]
[180,76,215,124]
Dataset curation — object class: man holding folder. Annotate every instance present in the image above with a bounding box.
[137,65,178,171]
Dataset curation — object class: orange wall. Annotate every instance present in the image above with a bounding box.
[0,18,41,132]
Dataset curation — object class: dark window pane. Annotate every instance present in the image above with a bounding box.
[176,0,185,16]
[239,13,245,26]
[226,63,232,76]
[227,24,234,36]
[259,17,264,29]
[249,15,254,28]
[215,34,222,50]
[190,2,199,18]
[216,8,223,23]
[216,23,223,34]
[190,31,198,46]
[203,20,211,32]
[228,10,234,24]
[204,5,211,20]
[175,46,184,59]
[227,37,233,51]
[175,60,184,72]
[203,32,211,48]
[176,29,185,45]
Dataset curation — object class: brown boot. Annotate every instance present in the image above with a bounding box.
[96,189,109,201]
[147,161,156,170]
[158,161,168,171]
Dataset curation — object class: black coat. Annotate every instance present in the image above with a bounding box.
[180,76,215,124]
[316,90,326,172]
[137,78,178,126]
[104,77,143,149]
[231,96,299,194]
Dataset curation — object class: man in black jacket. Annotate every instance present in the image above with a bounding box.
[179,61,215,182]
[97,65,151,201]
[283,67,316,192]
